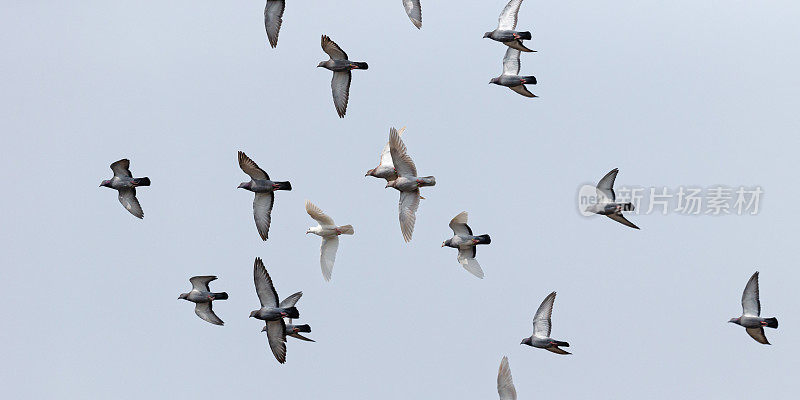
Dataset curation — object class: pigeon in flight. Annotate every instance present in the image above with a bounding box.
[402,0,422,29]
[729,271,779,345]
[99,159,151,219]
[442,212,491,279]
[278,318,315,342]
[250,257,302,363]
[305,200,354,282]
[178,276,229,326]
[497,356,517,400]
[385,128,436,242]
[237,151,292,241]
[584,168,639,229]
[490,48,538,98]
[365,126,406,182]
[317,35,368,118]
[264,0,285,48]
[484,0,535,52]
[521,291,571,355]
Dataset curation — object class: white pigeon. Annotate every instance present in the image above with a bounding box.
[497,356,517,400]
[305,200,354,281]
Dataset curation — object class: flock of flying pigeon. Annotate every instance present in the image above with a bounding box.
[97,0,780,394]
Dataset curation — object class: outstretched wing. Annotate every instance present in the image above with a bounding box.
[195,302,224,326]
[532,291,556,338]
[238,151,270,180]
[189,276,216,292]
[306,200,336,227]
[279,291,303,308]
[741,271,761,316]
[509,85,536,98]
[458,250,484,279]
[264,0,285,48]
[497,0,524,30]
[389,127,418,177]
[596,168,618,202]
[398,190,420,242]
[321,35,348,60]
[253,192,274,240]
[402,0,422,29]
[502,47,521,76]
[320,236,340,281]
[266,319,288,363]
[253,257,279,307]
[118,188,143,219]
[110,159,132,178]
[746,327,770,345]
[449,211,473,236]
[331,71,351,118]
[497,356,517,400]
[607,214,639,230]
[378,126,405,169]
[290,332,316,342]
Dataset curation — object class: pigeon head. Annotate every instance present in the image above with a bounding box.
[365,168,375,177]
[441,239,452,247]
[489,77,500,85]
[178,293,188,300]
[99,179,112,187]
[728,317,740,324]
[261,326,268,332]
[520,337,532,346]
[483,32,492,38]
[385,180,396,189]
[316,61,326,68]
[238,181,251,190]
[249,310,258,318]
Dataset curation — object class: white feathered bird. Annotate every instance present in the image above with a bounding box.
[305,200,354,281]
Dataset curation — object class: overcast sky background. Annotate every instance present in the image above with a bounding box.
[1,1,798,398]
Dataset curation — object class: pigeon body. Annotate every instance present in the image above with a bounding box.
[442,211,491,279]
[402,0,422,29]
[178,276,228,326]
[521,291,571,355]
[490,48,538,97]
[237,151,292,240]
[584,168,639,229]
[99,159,150,219]
[497,356,517,400]
[264,0,285,48]
[484,0,535,52]
[317,35,368,118]
[305,200,354,281]
[250,257,303,363]
[366,127,406,182]
[385,128,435,242]
[729,271,779,345]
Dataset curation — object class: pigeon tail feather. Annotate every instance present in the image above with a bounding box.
[212,292,229,300]
[338,225,355,235]
[133,177,151,186]
[417,176,436,187]
[552,340,569,347]
[517,31,532,40]
[284,306,300,319]
[351,62,368,70]
[765,317,778,328]
[621,202,634,211]
[475,234,491,245]
[273,181,292,191]
[294,324,312,333]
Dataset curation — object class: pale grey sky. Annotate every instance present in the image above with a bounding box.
[1,1,798,398]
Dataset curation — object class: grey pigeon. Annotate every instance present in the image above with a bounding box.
[305,200,354,282]
[237,151,292,241]
[317,35,368,118]
[178,276,229,326]
[521,291,571,355]
[250,257,302,363]
[99,159,151,219]
[729,271,779,345]
[584,168,639,229]
[497,356,517,400]
[385,128,436,242]
[490,48,538,98]
[271,318,315,342]
[442,211,491,279]
[365,126,406,182]
[484,0,535,52]
[402,0,422,29]
[264,0,285,48]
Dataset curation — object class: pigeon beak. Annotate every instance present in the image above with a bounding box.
[237,183,246,189]
[441,243,445,247]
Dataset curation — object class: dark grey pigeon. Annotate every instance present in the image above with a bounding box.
[317,35,368,118]
[264,0,285,48]
[262,318,315,342]
[250,257,301,363]
[178,276,229,326]
[402,0,422,29]
[385,128,436,242]
[584,168,639,229]
[99,159,151,219]
[521,291,571,355]
[442,211,491,279]
[237,151,292,241]
[729,271,779,345]
[484,0,535,52]
[490,48,537,98]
